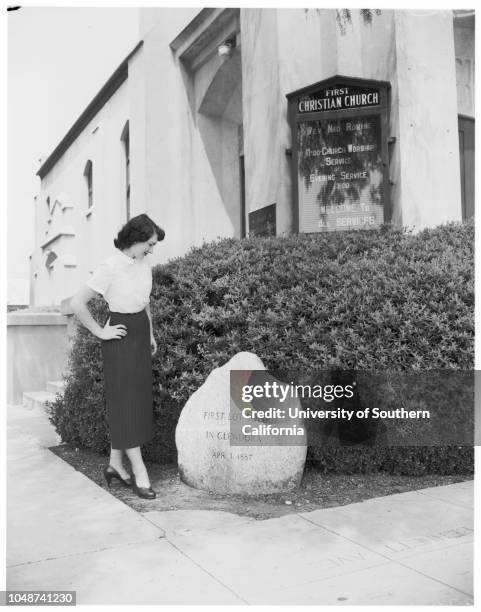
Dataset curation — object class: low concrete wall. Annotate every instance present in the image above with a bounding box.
[7,312,73,404]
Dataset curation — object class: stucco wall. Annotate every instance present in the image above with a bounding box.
[241,9,395,233]
[241,10,287,233]
[130,10,195,264]
[454,15,475,117]
[241,8,463,233]
[32,80,130,306]
[394,10,461,228]
[7,313,71,403]
[130,8,243,268]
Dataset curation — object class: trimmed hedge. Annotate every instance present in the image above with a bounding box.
[48,220,474,474]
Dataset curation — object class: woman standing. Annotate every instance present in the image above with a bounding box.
[70,213,164,499]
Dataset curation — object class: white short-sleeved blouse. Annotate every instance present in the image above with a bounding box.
[86,249,152,313]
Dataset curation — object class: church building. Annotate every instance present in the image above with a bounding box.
[30,8,474,306]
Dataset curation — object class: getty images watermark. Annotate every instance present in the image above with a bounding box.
[240,379,431,431]
[228,369,477,447]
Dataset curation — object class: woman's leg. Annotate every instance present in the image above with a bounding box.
[125,446,150,488]
[109,447,130,479]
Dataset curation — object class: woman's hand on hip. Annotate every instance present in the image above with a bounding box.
[150,334,157,356]
[99,317,127,340]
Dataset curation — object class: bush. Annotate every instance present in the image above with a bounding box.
[48,220,474,473]
[306,446,473,475]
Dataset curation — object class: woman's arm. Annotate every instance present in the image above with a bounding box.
[145,303,157,355]
[70,285,126,340]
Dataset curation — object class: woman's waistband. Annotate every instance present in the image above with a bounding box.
[108,309,146,317]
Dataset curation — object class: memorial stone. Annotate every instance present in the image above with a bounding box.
[175,352,307,495]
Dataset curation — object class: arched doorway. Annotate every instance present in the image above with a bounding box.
[196,46,244,237]
[171,9,245,240]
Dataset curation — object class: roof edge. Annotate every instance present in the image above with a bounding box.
[169,8,216,52]
[37,40,143,180]
[286,74,391,100]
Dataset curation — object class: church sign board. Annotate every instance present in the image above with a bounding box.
[287,76,391,233]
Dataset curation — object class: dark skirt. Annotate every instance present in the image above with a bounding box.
[101,310,154,450]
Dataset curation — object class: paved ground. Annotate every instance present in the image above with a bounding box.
[7,403,474,605]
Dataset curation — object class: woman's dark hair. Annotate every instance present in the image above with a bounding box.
[114,214,165,249]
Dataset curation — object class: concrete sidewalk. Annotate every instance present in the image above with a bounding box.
[7,403,474,605]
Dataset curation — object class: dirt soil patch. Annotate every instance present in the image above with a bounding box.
[49,443,471,519]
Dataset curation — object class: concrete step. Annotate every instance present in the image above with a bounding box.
[46,380,66,395]
[23,390,57,411]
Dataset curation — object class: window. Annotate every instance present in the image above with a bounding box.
[121,121,130,220]
[84,160,93,210]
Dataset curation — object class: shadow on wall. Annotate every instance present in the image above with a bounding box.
[181,47,244,238]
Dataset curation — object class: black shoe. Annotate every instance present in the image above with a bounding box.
[133,478,156,499]
[103,465,132,488]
